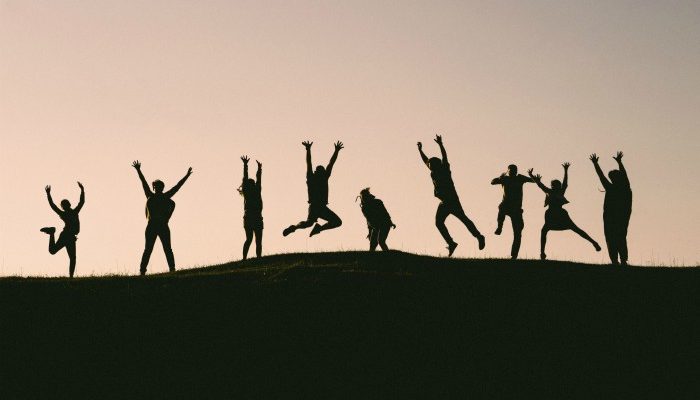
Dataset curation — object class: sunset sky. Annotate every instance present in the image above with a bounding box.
[1,0,698,276]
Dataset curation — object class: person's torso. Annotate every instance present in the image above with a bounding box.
[243,188,263,214]
[604,185,632,215]
[501,176,525,208]
[307,173,329,205]
[146,194,175,223]
[431,167,458,201]
[61,210,80,235]
[362,199,392,228]
[545,190,569,209]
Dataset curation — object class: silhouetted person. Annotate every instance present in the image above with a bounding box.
[418,135,485,257]
[528,163,601,260]
[239,156,263,260]
[491,164,534,259]
[283,141,344,237]
[40,182,85,278]
[132,160,192,275]
[358,188,396,251]
[590,152,632,265]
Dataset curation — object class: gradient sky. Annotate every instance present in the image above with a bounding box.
[1,0,698,276]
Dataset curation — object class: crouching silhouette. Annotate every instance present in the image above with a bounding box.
[239,156,263,260]
[590,152,632,265]
[40,182,85,277]
[358,188,396,251]
[132,160,192,275]
[529,163,601,260]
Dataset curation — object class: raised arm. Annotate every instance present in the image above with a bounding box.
[75,182,86,213]
[417,142,429,168]
[45,185,63,216]
[589,153,611,188]
[528,169,550,193]
[241,156,250,181]
[326,141,343,176]
[562,162,570,192]
[165,167,193,197]
[302,141,313,176]
[491,173,505,185]
[435,135,448,165]
[132,160,153,197]
[256,160,262,188]
[614,151,630,185]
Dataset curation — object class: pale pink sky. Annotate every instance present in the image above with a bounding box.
[1,1,698,276]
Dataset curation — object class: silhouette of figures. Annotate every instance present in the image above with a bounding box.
[358,188,396,251]
[132,160,192,275]
[491,165,534,259]
[590,152,633,265]
[283,141,344,237]
[418,135,485,257]
[528,163,601,260]
[40,182,85,278]
[239,156,264,260]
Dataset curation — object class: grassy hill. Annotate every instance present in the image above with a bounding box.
[1,251,699,398]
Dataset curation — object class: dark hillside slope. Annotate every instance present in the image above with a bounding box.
[1,252,699,398]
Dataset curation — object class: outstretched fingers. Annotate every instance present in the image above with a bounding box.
[334,141,344,151]
[589,153,599,163]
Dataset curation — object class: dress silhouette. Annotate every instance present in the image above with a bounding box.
[239,156,263,260]
[528,163,601,260]
[283,141,344,237]
[40,182,85,278]
[358,188,396,251]
[491,165,533,259]
[132,160,192,275]
[418,135,485,257]
[590,152,632,265]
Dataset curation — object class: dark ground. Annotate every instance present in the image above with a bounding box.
[1,251,699,398]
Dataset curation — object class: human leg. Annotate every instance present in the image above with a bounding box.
[254,227,263,258]
[570,222,601,252]
[510,210,524,259]
[310,206,342,236]
[243,227,254,260]
[369,228,379,251]
[140,225,158,275]
[377,228,390,251]
[66,241,76,278]
[495,204,506,235]
[158,225,176,272]
[283,206,317,236]
[603,218,619,264]
[453,205,485,250]
[540,226,549,259]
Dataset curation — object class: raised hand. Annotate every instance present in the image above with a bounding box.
[527,168,534,176]
[614,151,623,162]
[241,156,250,164]
[434,135,443,145]
[334,141,344,151]
[132,160,141,170]
[45,185,51,194]
[77,181,84,190]
[534,173,542,181]
[187,167,193,176]
[256,160,262,168]
[302,141,313,150]
[589,153,599,163]
[417,142,423,150]
[562,162,571,170]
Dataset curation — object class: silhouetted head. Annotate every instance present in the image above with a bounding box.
[508,164,518,176]
[428,157,442,171]
[608,170,623,185]
[315,165,326,176]
[242,178,256,193]
[551,180,562,191]
[60,200,71,211]
[152,180,165,193]
[357,188,374,205]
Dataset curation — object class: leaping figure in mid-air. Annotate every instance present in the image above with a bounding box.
[41,182,85,278]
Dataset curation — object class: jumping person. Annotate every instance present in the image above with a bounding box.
[491,164,533,259]
[590,152,632,265]
[283,141,344,237]
[132,160,192,275]
[40,182,85,278]
[239,156,263,260]
[418,135,485,257]
[357,188,396,251]
[528,163,601,260]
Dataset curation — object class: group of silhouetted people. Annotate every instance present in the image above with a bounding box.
[39,136,632,277]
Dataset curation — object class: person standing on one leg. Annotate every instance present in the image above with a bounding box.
[417,135,485,257]
[357,188,396,251]
[132,160,192,275]
[283,140,344,237]
[40,182,85,278]
[590,152,632,265]
[239,156,264,260]
[491,164,533,259]
[528,163,601,260]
